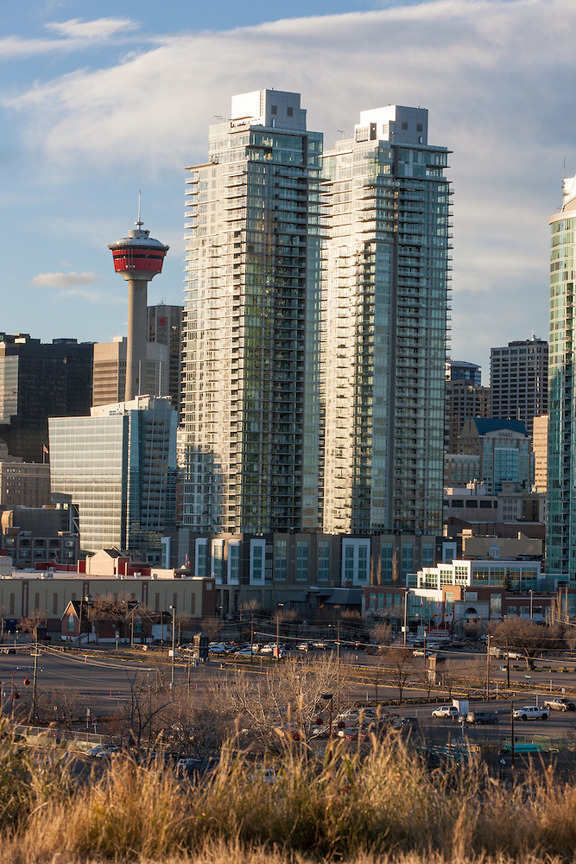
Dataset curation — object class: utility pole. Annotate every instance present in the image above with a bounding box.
[31,629,39,721]
[506,637,510,688]
[169,605,176,691]
[486,635,491,700]
[250,614,254,664]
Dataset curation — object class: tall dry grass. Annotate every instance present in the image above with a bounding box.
[1,727,576,863]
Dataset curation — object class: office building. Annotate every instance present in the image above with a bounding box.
[445,359,482,386]
[458,417,533,495]
[445,377,490,453]
[0,441,50,508]
[0,334,93,463]
[147,304,183,414]
[547,176,576,576]
[532,414,548,493]
[92,337,169,407]
[180,89,323,534]
[490,337,548,436]
[49,396,177,563]
[322,105,451,534]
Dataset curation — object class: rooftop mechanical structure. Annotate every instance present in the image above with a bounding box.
[109,207,169,401]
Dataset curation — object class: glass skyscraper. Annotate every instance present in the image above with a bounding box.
[49,396,177,561]
[322,106,451,534]
[180,90,323,534]
[547,176,576,577]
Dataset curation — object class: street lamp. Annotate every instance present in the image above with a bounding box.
[403,589,412,647]
[530,589,533,620]
[169,605,176,690]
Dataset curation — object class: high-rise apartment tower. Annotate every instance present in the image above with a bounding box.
[322,105,451,534]
[547,176,576,576]
[181,90,323,533]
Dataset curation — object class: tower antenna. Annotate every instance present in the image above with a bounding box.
[137,187,143,229]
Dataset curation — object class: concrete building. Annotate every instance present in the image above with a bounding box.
[458,418,533,494]
[0,334,93,463]
[0,441,50,508]
[532,414,548,493]
[490,337,548,437]
[49,396,177,564]
[109,213,169,402]
[547,175,576,577]
[147,304,183,414]
[180,89,323,534]
[92,337,169,407]
[445,378,490,453]
[322,105,451,535]
[445,359,482,386]
[176,530,439,616]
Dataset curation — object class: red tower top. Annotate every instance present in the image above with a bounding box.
[109,217,169,282]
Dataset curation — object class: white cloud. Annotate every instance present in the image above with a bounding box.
[0,16,140,59]
[5,0,572,366]
[45,17,138,40]
[32,271,102,288]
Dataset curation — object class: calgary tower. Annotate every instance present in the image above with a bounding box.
[109,200,169,401]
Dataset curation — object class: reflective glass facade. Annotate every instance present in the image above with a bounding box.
[547,176,576,577]
[49,396,177,560]
[322,106,450,534]
[181,90,323,533]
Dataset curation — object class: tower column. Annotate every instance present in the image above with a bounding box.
[126,278,148,401]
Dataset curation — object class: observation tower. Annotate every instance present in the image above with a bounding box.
[109,203,169,401]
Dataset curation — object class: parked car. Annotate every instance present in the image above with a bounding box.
[466,710,499,725]
[543,697,576,712]
[432,705,460,719]
[513,705,549,721]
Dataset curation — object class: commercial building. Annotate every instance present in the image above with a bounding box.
[147,304,183,414]
[457,418,533,494]
[490,337,548,437]
[445,359,482,386]
[548,176,576,576]
[445,376,490,453]
[322,105,451,534]
[176,530,439,616]
[532,414,548,493]
[0,334,93,463]
[180,89,323,534]
[0,441,50,508]
[49,396,177,563]
[92,337,169,407]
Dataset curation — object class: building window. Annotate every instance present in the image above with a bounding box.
[318,540,330,582]
[296,541,309,582]
[274,540,287,582]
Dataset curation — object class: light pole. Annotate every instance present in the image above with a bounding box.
[403,590,411,647]
[530,589,533,620]
[169,605,176,690]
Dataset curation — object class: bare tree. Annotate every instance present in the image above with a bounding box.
[202,616,223,642]
[19,608,47,641]
[212,656,344,750]
[490,618,564,669]
[371,622,393,652]
[382,647,415,704]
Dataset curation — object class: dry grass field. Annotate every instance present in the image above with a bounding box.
[1,722,576,864]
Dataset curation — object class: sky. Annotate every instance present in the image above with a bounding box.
[0,0,572,380]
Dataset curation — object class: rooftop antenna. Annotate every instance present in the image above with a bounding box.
[136,186,143,229]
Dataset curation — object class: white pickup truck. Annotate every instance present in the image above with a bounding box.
[513,705,549,721]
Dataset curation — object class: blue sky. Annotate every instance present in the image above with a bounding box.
[0,0,572,378]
